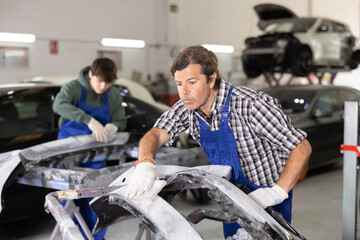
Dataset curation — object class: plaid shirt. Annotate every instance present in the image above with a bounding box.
[154,80,306,186]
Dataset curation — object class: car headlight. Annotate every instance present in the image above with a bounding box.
[276,39,288,48]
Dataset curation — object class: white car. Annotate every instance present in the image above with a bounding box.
[24,75,170,112]
[242,3,360,78]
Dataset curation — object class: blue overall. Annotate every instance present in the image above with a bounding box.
[58,86,110,240]
[197,86,293,238]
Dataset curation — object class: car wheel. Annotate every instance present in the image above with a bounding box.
[292,48,313,77]
[242,60,261,78]
[348,59,359,70]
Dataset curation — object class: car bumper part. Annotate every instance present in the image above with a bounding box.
[1,133,306,239]
[45,165,306,240]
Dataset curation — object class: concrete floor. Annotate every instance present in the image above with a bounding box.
[0,162,358,240]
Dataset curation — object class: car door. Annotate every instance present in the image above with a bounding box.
[307,90,343,168]
[315,19,341,64]
[333,21,355,65]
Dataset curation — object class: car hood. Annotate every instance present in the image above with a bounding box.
[254,3,302,30]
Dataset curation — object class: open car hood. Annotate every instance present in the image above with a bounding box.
[254,4,302,30]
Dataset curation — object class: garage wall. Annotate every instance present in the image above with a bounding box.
[0,0,359,90]
[0,0,157,84]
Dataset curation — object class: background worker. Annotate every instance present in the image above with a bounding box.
[53,57,126,240]
[125,46,312,240]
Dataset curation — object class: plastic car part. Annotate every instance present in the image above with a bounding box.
[16,132,209,190]
[0,132,210,220]
[88,165,306,240]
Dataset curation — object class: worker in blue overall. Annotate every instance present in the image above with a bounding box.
[53,57,126,240]
[125,46,311,239]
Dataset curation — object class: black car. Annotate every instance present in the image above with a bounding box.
[242,4,360,78]
[0,83,163,153]
[260,84,360,179]
[0,82,164,222]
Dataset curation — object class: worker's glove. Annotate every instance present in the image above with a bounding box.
[248,184,288,209]
[125,161,158,199]
[105,123,118,134]
[225,228,254,240]
[87,118,109,143]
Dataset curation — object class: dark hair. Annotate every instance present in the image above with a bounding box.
[91,57,117,83]
[170,46,221,88]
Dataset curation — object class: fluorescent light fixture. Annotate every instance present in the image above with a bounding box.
[100,38,145,48]
[202,44,234,53]
[0,32,36,43]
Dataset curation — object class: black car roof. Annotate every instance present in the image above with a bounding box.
[260,84,360,93]
[0,83,61,97]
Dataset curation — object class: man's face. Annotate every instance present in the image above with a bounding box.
[174,64,215,111]
[89,71,112,94]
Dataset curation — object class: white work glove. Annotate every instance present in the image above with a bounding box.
[225,228,254,240]
[87,118,109,143]
[105,123,118,134]
[248,184,288,209]
[125,162,158,199]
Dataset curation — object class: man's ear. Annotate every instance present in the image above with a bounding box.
[89,69,93,78]
[210,73,217,88]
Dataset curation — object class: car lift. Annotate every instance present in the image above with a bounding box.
[262,72,338,87]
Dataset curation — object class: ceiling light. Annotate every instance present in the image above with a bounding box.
[0,32,36,43]
[100,38,145,48]
[202,44,234,53]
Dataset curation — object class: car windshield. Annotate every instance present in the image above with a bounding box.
[263,89,316,114]
[267,18,316,33]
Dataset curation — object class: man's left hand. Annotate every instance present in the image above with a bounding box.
[105,123,118,134]
[248,184,288,208]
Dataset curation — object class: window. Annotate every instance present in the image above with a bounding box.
[314,90,340,114]
[0,90,54,138]
[339,90,360,109]
[318,20,332,33]
[333,22,346,33]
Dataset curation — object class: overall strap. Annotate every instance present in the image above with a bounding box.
[220,86,234,123]
[80,86,87,101]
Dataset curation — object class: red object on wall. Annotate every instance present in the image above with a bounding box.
[50,40,58,55]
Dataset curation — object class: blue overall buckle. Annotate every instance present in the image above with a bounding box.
[220,106,230,121]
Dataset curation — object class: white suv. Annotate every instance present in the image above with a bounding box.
[242,4,360,78]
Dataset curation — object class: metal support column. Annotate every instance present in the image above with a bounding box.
[342,101,358,240]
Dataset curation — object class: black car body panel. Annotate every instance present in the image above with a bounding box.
[0,83,163,153]
[261,84,360,170]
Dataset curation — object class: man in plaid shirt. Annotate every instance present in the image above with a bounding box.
[126,45,312,239]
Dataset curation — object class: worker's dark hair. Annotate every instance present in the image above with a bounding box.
[91,57,117,83]
[170,46,221,88]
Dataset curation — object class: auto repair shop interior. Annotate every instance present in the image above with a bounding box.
[1,1,360,240]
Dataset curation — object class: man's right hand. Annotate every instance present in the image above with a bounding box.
[87,118,109,143]
[125,161,158,199]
